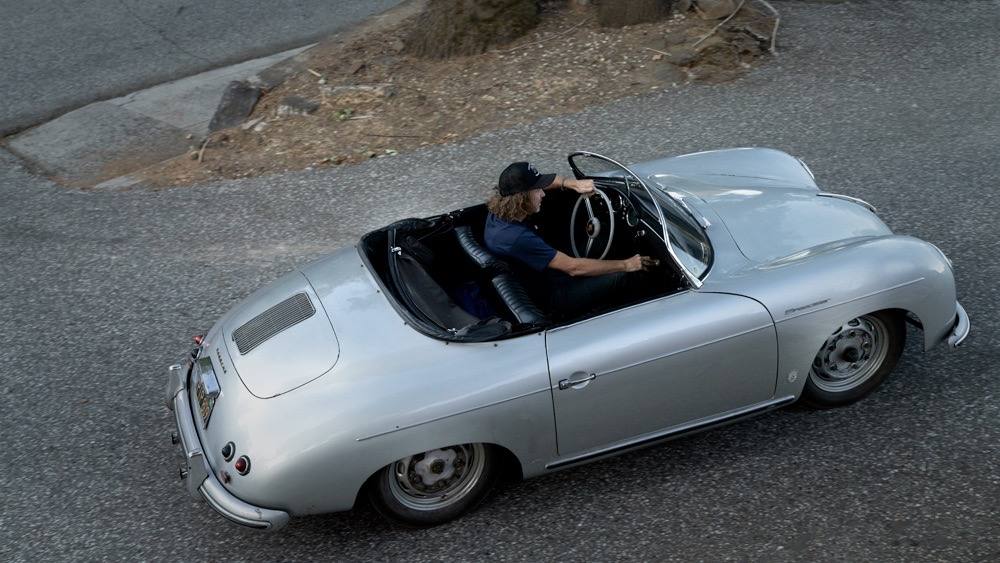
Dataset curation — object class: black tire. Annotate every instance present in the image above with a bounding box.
[801,310,905,409]
[367,443,498,527]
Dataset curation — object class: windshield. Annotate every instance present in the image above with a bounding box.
[568,152,712,286]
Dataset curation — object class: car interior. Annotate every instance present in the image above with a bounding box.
[359,175,696,342]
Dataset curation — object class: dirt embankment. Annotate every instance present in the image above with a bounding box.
[140,2,777,188]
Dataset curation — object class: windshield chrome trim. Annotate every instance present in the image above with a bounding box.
[569,151,703,289]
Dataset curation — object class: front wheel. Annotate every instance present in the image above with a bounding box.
[368,443,498,527]
[802,311,905,409]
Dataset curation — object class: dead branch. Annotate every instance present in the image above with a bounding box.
[693,0,748,49]
[753,0,780,54]
[197,138,209,163]
[642,47,672,57]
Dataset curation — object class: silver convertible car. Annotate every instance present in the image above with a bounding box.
[166,149,969,530]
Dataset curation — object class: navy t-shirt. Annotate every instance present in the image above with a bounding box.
[484,213,556,272]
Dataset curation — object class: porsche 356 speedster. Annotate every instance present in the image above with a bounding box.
[166,148,969,530]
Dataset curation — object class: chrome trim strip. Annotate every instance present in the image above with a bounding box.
[817,192,877,213]
[947,302,969,348]
[546,395,797,469]
[777,278,925,322]
[169,363,290,530]
[355,387,552,442]
[589,323,774,382]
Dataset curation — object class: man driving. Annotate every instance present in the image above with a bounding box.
[484,161,658,319]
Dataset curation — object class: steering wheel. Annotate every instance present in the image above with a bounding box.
[569,188,615,259]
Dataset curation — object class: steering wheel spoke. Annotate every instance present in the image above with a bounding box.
[570,188,616,260]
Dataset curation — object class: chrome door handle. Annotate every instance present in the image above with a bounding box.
[558,373,596,390]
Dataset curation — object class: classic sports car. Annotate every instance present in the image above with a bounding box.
[166,149,969,530]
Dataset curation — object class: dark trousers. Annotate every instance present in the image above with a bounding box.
[547,271,648,320]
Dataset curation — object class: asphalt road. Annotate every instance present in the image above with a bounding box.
[0,0,402,135]
[1,1,998,560]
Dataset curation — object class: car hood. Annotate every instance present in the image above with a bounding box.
[218,269,340,398]
[661,177,892,264]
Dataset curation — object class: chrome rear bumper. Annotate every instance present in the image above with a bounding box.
[166,359,290,530]
[946,302,970,348]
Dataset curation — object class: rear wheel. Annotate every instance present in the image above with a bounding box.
[368,443,498,527]
[802,311,905,408]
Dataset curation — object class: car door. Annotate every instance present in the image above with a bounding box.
[545,290,777,457]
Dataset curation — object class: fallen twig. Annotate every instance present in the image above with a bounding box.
[197,138,209,163]
[693,0,748,49]
[306,68,323,78]
[642,47,672,57]
[752,0,780,54]
[494,17,592,54]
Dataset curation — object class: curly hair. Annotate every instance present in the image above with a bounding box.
[487,192,535,223]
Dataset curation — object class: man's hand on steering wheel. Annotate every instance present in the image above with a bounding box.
[562,178,595,195]
[623,255,660,273]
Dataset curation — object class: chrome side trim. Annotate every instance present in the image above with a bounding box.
[777,278,925,322]
[947,302,970,348]
[168,363,290,530]
[817,192,878,214]
[546,395,796,470]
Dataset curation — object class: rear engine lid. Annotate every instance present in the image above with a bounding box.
[222,270,339,398]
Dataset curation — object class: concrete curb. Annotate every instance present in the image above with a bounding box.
[4,0,427,191]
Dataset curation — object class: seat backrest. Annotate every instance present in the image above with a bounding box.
[491,273,547,326]
[454,225,504,272]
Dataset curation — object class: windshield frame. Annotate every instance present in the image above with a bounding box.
[568,151,706,288]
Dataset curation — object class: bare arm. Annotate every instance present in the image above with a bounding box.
[548,251,657,277]
[545,175,595,195]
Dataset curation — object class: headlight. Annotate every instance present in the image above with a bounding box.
[192,356,221,428]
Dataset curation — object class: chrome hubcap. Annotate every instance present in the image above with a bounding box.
[388,443,485,511]
[810,315,889,392]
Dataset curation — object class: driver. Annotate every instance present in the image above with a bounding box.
[484,161,658,319]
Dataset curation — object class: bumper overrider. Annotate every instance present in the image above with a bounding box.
[947,302,970,348]
[166,356,290,530]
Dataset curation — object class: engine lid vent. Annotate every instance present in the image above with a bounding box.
[232,292,316,355]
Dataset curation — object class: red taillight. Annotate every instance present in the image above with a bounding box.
[235,456,251,475]
[192,334,205,346]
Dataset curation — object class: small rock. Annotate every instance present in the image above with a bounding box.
[253,121,268,133]
[188,151,199,160]
[695,0,737,20]
[277,96,320,117]
[667,46,699,66]
[185,133,194,140]
[241,116,265,131]
[389,38,405,53]
[651,53,663,61]
[209,80,262,132]
[318,78,327,85]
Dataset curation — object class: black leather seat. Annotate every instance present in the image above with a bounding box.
[491,273,546,326]
[454,225,503,272]
[454,225,547,326]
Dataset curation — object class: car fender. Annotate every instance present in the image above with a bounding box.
[703,235,957,398]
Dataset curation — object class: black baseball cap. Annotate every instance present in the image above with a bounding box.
[497,162,556,196]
